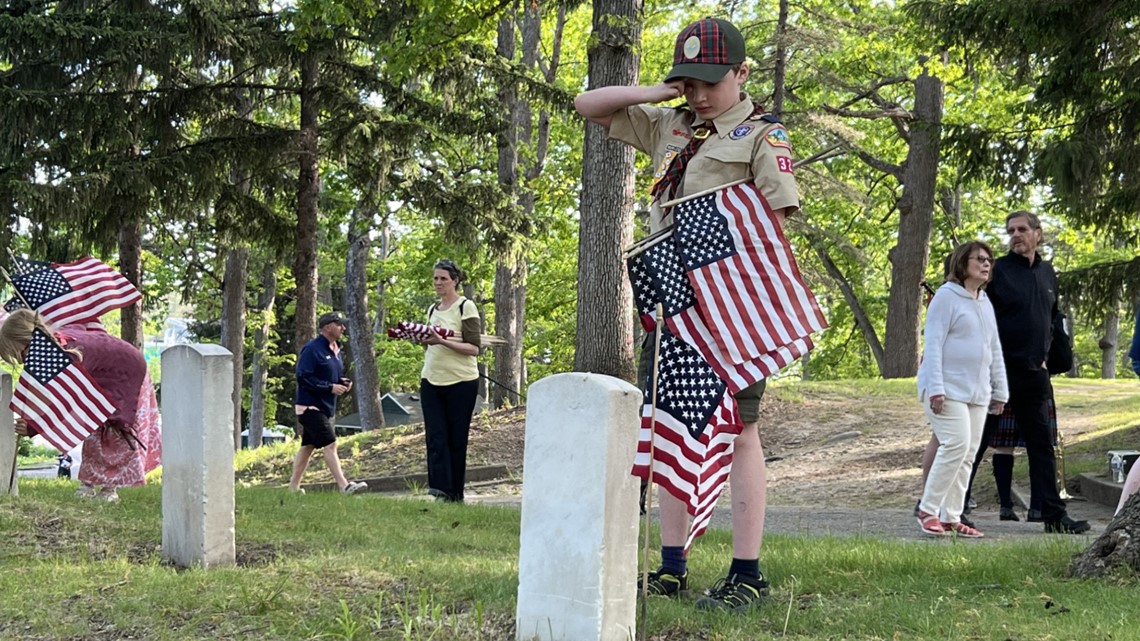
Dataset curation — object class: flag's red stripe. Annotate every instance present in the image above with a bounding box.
[726,185,827,333]
[722,186,804,339]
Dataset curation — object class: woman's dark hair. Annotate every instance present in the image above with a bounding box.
[434,259,466,284]
[946,240,994,287]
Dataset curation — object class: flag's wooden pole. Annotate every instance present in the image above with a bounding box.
[639,303,665,641]
[658,177,751,210]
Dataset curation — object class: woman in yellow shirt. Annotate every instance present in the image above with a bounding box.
[418,259,482,502]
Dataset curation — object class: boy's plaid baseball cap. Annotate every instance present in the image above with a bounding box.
[664,18,746,84]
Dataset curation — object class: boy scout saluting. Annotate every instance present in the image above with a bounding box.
[575,17,798,612]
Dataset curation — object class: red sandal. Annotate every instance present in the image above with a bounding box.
[917,511,947,536]
[941,521,984,538]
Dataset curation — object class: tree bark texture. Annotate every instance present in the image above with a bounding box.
[492,13,523,408]
[1070,492,1140,578]
[117,211,144,349]
[221,246,249,450]
[573,0,641,382]
[772,0,790,118]
[1100,288,1121,379]
[882,69,943,378]
[346,207,384,429]
[247,262,277,449]
[294,50,320,354]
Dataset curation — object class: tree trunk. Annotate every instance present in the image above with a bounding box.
[493,259,523,407]
[294,50,320,354]
[247,261,277,449]
[1070,492,1140,578]
[772,0,789,118]
[1100,287,1121,378]
[346,206,384,430]
[118,212,144,349]
[573,0,641,382]
[882,67,943,378]
[221,247,249,450]
[492,12,523,409]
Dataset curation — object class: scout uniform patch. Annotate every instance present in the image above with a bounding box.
[764,127,792,149]
[729,124,754,140]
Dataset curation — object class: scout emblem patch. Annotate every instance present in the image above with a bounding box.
[765,127,792,149]
[683,36,701,59]
[776,156,794,174]
[729,124,754,140]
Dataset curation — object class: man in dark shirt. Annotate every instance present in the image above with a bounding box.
[287,312,367,494]
[981,211,1088,533]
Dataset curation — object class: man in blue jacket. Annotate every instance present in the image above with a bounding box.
[287,312,367,494]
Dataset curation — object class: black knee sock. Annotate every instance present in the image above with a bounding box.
[993,453,1014,509]
[660,546,687,575]
[728,558,761,580]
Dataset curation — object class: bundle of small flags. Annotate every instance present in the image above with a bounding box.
[386,321,455,342]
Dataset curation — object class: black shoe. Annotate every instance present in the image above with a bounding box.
[913,500,921,518]
[1027,509,1044,523]
[1044,516,1090,534]
[638,568,688,597]
[695,573,769,612]
[960,513,976,529]
[999,507,1020,521]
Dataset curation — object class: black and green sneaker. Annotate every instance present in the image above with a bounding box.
[637,569,688,597]
[695,573,769,612]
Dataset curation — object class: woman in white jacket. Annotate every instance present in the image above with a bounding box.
[916,241,1009,537]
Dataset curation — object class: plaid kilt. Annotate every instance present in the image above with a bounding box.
[990,397,1058,448]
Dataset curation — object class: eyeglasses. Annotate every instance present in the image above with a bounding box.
[970,256,994,265]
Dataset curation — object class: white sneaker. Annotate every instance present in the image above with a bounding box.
[342,481,367,495]
[76,484,97,498]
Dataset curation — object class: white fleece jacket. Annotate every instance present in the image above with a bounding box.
[917,281,1009,406]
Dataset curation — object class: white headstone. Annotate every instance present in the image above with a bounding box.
[161,344,234,568]
[516,373,641,641]
[0,372,17,496]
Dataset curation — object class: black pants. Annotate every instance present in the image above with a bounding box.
[969,368,1066,521]
[420,378,479,501]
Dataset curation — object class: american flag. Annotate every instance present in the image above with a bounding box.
[386,321,455,342]
[5,257,141,327]
[631,327,741,551]
[672,181,827,370]
[627,230,811,393]
[10,329,115,453]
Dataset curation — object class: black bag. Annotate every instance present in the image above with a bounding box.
[1047,311,1073,375]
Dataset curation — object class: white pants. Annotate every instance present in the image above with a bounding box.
[920,399,988,524]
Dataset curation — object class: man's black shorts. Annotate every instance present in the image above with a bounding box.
[298,409,336,449]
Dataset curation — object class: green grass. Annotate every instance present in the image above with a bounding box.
[2,481,1137,641]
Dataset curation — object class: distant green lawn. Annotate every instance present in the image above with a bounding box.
[2,481,1136,641]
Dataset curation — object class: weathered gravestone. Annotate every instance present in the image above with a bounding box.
[1,372,17,496]
[516,373,641,641]
[161,344,234,568]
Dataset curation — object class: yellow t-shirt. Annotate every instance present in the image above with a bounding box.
[420,297,480,386]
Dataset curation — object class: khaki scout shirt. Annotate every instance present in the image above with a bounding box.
[609,97,800,233]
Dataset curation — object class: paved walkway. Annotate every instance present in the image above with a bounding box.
[17,465,1117,541]
[469,484,1116,541]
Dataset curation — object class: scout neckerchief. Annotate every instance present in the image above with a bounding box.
[650,101,768,204]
